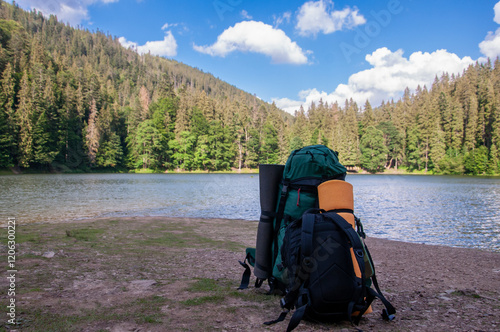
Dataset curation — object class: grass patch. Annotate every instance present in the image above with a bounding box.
[9,295,169,331]
[451,290,481,299]
[0,227,41,243]
[65,228,105,242]
[186,278,228,293]
[180,295,226,306]
[140,231,243,252]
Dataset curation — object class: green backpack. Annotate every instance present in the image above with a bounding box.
[238,145,347,292]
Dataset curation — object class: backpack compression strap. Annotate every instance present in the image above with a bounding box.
[238,251,265,290]
[362,244,397,321]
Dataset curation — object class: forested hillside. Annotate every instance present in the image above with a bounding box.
[0,1,499,175]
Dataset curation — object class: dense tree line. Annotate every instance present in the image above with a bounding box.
[0,1,499,175]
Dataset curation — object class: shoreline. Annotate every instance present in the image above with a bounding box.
[1,216,499,331]
[2,167,500,177]
[5,215,499,254]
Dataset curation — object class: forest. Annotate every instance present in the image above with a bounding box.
[0,1,499,175]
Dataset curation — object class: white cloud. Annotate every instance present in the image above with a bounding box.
[479,1,500,60]
[240,10,252,20]
[119,31,177,57]
[495,1,500,24]
[15,0,118,25]
[193,21,309,64]
[161,22,178,30]
[479,28,500,60]
[296,0,366,37]
[273,11,292,28]
[274,47,475,114]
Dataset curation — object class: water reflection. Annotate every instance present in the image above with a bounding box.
[347,175,500,251]
[0,173,499,252]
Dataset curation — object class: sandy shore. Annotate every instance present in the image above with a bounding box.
[1,216,499,331]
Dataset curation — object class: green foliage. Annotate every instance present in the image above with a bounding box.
[360,126,388,173]
[0,2,499,175]
[464,146,489,175]
[96,132,123,168]
[438,149,465,175]
[126,119,166,170]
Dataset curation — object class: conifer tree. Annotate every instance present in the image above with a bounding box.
[0,62,16,167]
[85,98,100,166]
[360,126,388,173]
[16,69,33,167]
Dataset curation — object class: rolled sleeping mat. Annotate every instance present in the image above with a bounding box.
[318,179,373,314]
[318,180,355,227]
[254,164,285,279]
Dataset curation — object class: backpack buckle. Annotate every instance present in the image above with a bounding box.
[382,308,396,321]
[302,257,315,270]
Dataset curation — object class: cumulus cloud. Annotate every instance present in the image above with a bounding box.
[296,0,366,37]
[274,47,475,114]
[495,1,500,24]
[479,1,500,60]
[15,0,118,25]
[193,21,309,64]
[479,28,500,60]
[119,31,177,57]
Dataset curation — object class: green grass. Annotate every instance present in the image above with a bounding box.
[5,295,170,331]
[180,295,226,306]
[65,228,105,242]
[186,278,229,293]
[451,290,481,299]
[139,230,244,252]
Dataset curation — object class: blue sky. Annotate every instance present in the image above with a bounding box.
[11,0,500,113]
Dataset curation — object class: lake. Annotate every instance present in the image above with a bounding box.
[1,173,499,252]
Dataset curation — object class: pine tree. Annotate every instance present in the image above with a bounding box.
[96,132,123,168]
[463,92,479,151]
[16,69,33,167]
[376,121,403,169]
[85,98,100,166]
[429,122,446,172]
[360,126,388,173]
[0,63,16,167]
[361,100,375,135]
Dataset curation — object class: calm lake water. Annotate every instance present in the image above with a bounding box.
[1,173,499,252]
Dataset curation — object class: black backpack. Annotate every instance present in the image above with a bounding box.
[265,208,396,331]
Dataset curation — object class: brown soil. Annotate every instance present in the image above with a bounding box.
[1,216,499,331]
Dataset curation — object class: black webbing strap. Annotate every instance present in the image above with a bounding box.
[363,246,396,320]
[238,253,266,290]
[301,211,317,258]
[286,295,308,332]
[237,252,252,290]
[263,310,289,326]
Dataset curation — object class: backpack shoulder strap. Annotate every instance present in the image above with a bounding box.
[323,212,366,278]
[331,213,396,322]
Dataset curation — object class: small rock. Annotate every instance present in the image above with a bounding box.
[129,279,157,289]
[42,251,55,258]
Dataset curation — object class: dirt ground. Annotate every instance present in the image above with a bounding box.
[1,216,499,331]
